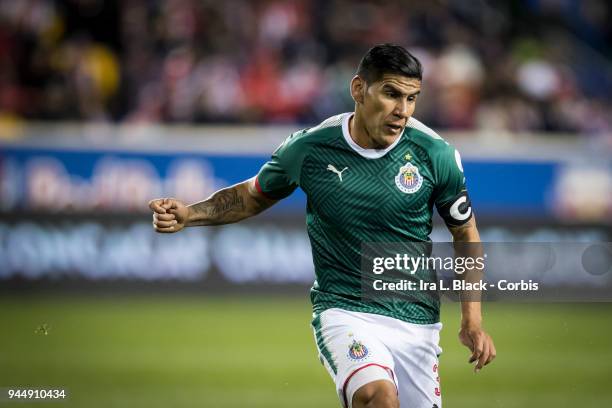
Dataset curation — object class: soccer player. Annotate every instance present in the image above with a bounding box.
[149,44,496,408]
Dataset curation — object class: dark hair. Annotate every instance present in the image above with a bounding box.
[356,44,422,84]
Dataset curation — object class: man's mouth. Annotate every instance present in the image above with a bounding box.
[385,123,403,133]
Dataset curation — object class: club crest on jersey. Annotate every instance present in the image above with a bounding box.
[395,163,423,194]
[347,340,369,361]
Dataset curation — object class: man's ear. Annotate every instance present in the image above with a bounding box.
[350,75,366,104]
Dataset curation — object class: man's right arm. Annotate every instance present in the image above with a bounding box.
[149,177,278,233]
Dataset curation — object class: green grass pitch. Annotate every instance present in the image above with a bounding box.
[1,295,611,407]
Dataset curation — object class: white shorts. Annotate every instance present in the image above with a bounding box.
[312,308,443,408]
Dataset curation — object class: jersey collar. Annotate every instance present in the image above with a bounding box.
[341,113,404,159]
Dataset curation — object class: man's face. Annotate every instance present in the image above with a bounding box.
[354,74,421,148]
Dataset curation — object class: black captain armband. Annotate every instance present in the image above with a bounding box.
[437,191,473,227]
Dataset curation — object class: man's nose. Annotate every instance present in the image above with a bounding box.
[393,100,409,119]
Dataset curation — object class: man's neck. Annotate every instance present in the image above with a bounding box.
[349,113,375,149]
[349,112,399,150]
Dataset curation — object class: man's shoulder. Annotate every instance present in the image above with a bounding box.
[405,117,455,160]
[304,113,347,135]
[272,113,347,164]
[285,113,347,147]
[405,117,447,148]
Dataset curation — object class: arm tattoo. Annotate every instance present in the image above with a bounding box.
[187,180,277,226]
[191,188,246,224]
[205,189,245,218]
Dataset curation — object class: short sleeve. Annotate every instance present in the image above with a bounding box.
[255,132,304,199]
[434,145,473,227]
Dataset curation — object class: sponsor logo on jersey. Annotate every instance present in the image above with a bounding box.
[347,340,369,361]
[395,163,423,194]
[327,164,348,182]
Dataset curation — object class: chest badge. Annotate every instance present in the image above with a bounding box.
[395,162,423,194]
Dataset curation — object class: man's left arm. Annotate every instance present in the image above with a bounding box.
[448,217,497,372]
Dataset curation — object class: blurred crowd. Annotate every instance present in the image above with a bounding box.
[1,0,611,136]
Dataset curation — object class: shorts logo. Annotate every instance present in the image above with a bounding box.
[395,163,423,194]
[347,340,369,361]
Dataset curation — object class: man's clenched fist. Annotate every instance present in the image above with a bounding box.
[148,198,189,233]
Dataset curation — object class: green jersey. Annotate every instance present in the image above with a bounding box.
[256,113,472,324]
